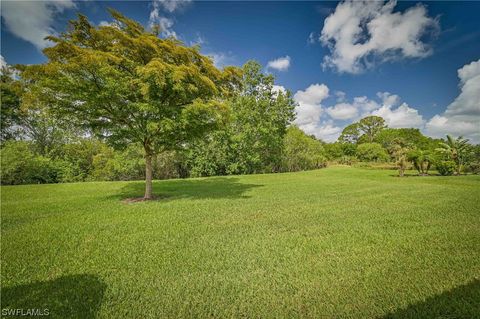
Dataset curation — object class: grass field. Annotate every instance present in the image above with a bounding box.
[1,167,480,318]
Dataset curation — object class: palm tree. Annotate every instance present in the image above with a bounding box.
[408,150,434,175]
[436,135,470,175]
[392,142,409,177]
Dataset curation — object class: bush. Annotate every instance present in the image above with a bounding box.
[356,143,389,162]
[281,126,327,172]
[465,161,480,174]
[1,141,60,184]
[324,142,356,160]
[338,155,358,165]
[436,160,456,176]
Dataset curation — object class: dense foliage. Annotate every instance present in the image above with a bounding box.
[281,126,327,172]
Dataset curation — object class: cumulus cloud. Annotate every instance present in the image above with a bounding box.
[326,103,358,120]
[293,84,330,138]
[1,0,76,49]
[372,102,425,128]
[377,91,401,107]
[149,0,191,38]
[315,123,343,142]
[425,59,480,142]
[320,0,439,73]
[267,56,291,71]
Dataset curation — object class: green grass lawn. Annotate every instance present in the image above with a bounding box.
[1,167,480,318]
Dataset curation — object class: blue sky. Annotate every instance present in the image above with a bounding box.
[1,0,479,142]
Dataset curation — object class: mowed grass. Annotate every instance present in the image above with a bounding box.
[1,167,480,318]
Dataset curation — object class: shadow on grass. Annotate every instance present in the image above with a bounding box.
[381,279,480,319]
[113,177,263,202]
[1,274,106,318]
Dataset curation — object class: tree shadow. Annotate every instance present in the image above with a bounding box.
[381,279,480,319]
[112,177,263,202]
[1,274,106,319]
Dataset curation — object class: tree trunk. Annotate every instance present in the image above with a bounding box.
[144,152,153,200]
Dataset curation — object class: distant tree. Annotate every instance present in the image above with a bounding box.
[359,116,386,142]
[374,128,434,151]
[186,130,234,177]
[22,10,240,199]
[356,143,389,162]
[228,61,296,174]
[339,123,361,144]
[436,135,470,175]
[186,61,295,176]
[282,126,326,171]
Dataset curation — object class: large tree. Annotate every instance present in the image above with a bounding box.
[338,123,361,144]
[229,61,295,173]
[187,61,296,176]
[359,116,386,142]
[22,10,240,199]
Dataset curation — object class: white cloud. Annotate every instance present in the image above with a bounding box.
[1,0,76,49]
[293,84,330,136]
[326,103,358,120]
[335,90,346,102]
[304,123,342,142]
[308,32,317,44]
[323,91,424,132]
[445,59,480,117]
[425,59,480,143]
[99,21,114,27]
[267,56,291,71]
[190,33,206,47]
[294,84,329,106]
[149,0,192,38]
[149,4,177,38]
[377,92,401,107]
[324,95,381,122]
[153,0,192,13]
[353,96,381,113]
[316,124,343,142]
[372,102,425,128]
[320,0,439,73]
[0,55,6,70]
[272,85,287,95]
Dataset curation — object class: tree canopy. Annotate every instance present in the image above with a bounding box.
[22,10,241,199]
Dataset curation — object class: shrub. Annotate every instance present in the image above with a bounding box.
[465,161,480,174]
[281,126,327,172]
[356,143,389,162]
[338,155,358,165]
[0,141,60,184]
[436,160,456,176]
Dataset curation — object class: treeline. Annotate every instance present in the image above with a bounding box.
[1,60,326,185]
[1,10,479,186]
[323,116,480,176]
